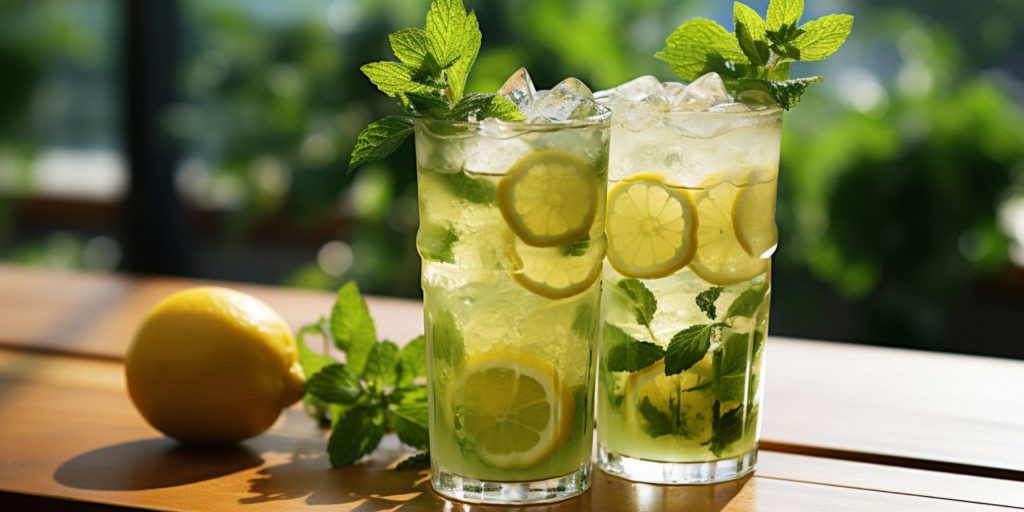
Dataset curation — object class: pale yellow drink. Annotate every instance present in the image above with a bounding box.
[415,114,610,503]
[595,86,781,483]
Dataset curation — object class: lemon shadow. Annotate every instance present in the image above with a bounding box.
[54,438,263,491]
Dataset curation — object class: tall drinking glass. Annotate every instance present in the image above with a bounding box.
[595,79,781,484]
[415,111,610,503]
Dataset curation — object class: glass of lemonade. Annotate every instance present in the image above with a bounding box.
[594,74,781,484]
[416,71,610,504]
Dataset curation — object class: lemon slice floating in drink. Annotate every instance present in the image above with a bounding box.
[454,351,574,469]
[506,234,604,299]
[606,173,698,279]
[689,180,770,286]
[733,181,778,258]
[499,150,599,247]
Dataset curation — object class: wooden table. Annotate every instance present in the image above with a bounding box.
[1,264,1022,511]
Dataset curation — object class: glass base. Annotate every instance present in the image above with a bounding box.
[431,465,591,505]
[597,445,756,485]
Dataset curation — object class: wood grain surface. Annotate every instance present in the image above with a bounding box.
[1,264,1023,510]
[1,348,1018,511]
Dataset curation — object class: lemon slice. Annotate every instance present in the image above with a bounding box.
[733,181,778,258]
[455,351,574,469]
[505,234,604,299]
[623,358,714,441]
[689,181,769,286]
[606,174,698,279]
[499,150,599,247]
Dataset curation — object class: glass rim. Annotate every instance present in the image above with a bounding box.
[413,105,612,136]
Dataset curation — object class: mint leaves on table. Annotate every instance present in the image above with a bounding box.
[656,0,854,109]
[350,0,524,170]
[297,282,430,469]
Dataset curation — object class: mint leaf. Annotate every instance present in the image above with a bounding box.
[331,282,378,375]
[328,405,385,466]
[388,386,430,449]
[656,19,750,82]
[617,278,658,327]
[570,303,598,339]
[638,396,674,438]
[424,0,479,101]
[478,94,524,121]
[766,23,805,60]
[791,14,854,61]
[559,234,590,257]
[766,0,804,31]
[446,92,523,122]
[435,170,497,204]
[568,385,590,440]
[418,222,459,263]
[407,91,450,118]
[745,403,760,437]
[397,336,427,387]
[725,282,769,319]
[305,363,364,404]
[710,401,744,456]
[296,321,334,379]
[605,324,666,372]
[752,329,765,357]
[363,340,400,389]
[349,116,414,170]
[739,75,821,109]
[665,324,717,375]
[395,451,431,470]
[734,2,770,66]
[360,61,432,98]
[389,28,433,71]
[713,331,749,403]
[431,309,465,367]
[696,287,724,320]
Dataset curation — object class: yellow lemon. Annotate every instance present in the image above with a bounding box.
[606,173,698,279]
[689,181,770,286]
[505,232,604,299]
[499,150,599,247]
[126,287,305,445]
[454,351,573,469]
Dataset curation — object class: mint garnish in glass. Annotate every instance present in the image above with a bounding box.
[348,0,523,170]
[655,0,853,109]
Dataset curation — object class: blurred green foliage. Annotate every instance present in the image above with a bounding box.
[2,0,1024,350]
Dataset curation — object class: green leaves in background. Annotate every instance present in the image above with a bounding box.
[298,282,431,468]
[350,0,523,170]
[657,0,853,109]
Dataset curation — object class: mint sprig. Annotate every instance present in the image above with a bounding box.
[297,282,431,467]
[656,0,853,109]
[349,0,524,170]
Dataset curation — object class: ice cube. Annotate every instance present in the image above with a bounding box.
[526,77,601,122]
[498,67,536,110]
[675,72,731,109]
[596,75,665,102]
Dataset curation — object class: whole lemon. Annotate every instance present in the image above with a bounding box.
[126,287,305,445]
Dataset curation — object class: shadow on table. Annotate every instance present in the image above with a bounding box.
[53,437,264,491]
[242,432,749,511]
